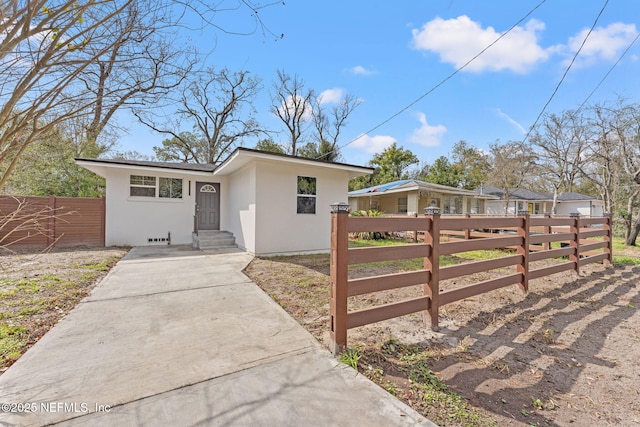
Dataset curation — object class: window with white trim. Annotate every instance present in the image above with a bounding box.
[159,177,183,199]
[297,176,316,214]
[130,175,183,199]
[130,175,156,197]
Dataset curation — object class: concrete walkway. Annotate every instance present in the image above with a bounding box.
[0,246,434,426]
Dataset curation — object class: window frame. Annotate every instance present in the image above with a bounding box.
[130,175,157,198]
[159,177,183,199]
[129,175,183,200]
[297,176,317,214]
[397,197,408,214]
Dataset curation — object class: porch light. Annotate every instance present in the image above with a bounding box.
[424,206,441,215]
[330,202,351,214]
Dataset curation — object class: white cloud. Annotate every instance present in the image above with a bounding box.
[317,88,343,105]
[276,94,313,121]
[408,113,446,146]
[566,23,638,67]
[351,134,396,153]
[351,65,375,76]
[411,16,550,73]
[495,108,526,134]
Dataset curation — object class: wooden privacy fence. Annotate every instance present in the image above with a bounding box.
[0,196,105,249]
[329,211,612,354]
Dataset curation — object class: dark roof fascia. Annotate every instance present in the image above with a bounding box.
[75,157,216,173]
[228,147,375,172]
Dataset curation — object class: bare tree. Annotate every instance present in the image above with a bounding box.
[139,67,262,164]
[270,70,313,156]
[605,102,640,244]
[0,196,72,252]
[487,141,537,214]
[581,103,624,215]
[530,111,592,214]
[0,0,282,186]
[0,1,137,187]
[309,93,362,161]
[79,1,196,146]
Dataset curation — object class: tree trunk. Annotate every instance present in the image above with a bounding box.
[626,212,640,246]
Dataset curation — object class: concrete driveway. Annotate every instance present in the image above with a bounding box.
[0,246,434,426]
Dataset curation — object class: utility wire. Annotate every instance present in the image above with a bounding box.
[576,30,640,113]
[316,0,548,160]
[523,0,609,142]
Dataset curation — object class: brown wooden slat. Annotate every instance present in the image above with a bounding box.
[348,270,430,297]
[348,244,431,265]
[579,252,609,267]
[347,296,431,329]
[580,229,608,239]
[580,240,608,252]
[439,273,522,306]
[529,232,575,244]
[529,262,575,280]
[348,217,431,233]
[529,247,574,262]
[440,216,523,230]
[439,235,522,255]
[440,254,523,280]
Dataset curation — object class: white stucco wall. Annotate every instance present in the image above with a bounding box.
[225,163,257,253]
[252,160,349,255]
[556,200,605,216]
[102,167,224,246]
[486,200,509,215]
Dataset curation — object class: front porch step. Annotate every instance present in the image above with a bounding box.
[192,230,237,250]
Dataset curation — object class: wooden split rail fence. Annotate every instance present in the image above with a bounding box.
[329,212,612,354]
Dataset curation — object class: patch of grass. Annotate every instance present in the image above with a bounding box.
[349,238,411,248]
[340,347,362,370]
[15,279,41,293]
[612,255,640,265]
[0,323,27,366]
[456,249,511,260]
[0,250,126,369]
[41,274,63,283]
[79,256,120,272]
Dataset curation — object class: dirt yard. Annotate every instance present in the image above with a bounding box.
[0,247,127,370]
[245,254,640,426]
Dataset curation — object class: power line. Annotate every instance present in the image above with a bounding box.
[318,0,549,159]
[523,0,610,142]
[576,30,640,113]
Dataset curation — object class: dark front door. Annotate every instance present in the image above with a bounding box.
[196,182,220,230]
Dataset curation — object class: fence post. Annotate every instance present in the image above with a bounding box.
[329,202,349,355]
[47,195,56,247]
[543,212,551,250]
[465,213,471,240]
[423,208,440,330]
[570,212,581,275]
[603,212,612,265]
[517,211,530,292]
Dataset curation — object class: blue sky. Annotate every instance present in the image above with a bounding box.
[117,0,640,167]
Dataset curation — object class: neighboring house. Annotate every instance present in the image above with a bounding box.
[480,186,605,216]
[76,147,372,255]
[348,179,496,215]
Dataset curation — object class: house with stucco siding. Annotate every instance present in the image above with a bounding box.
[76,147,372,255]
